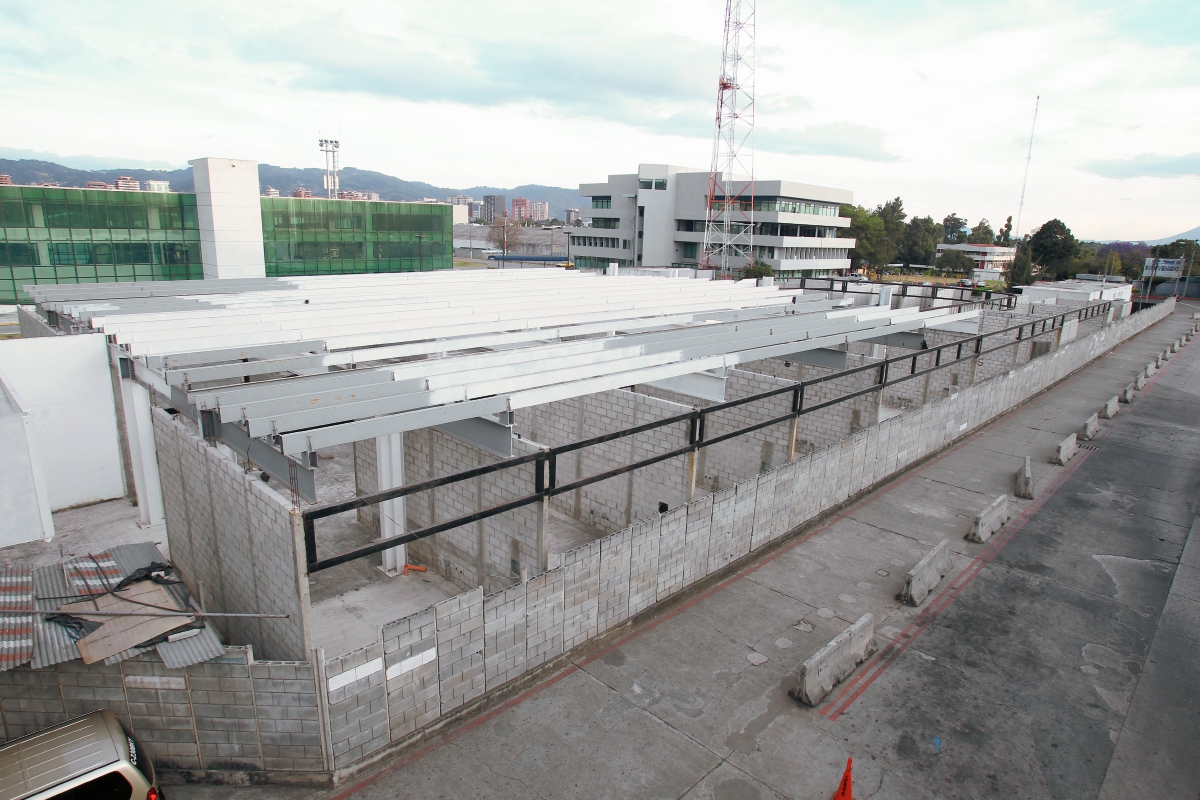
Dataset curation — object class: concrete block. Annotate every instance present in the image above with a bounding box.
[1171,341,1180,353]
[1100,396,1119,420]
[789,613,876,707]
[967,495,1011,543]
[1079,412,1099,441]
[1015,456,1035,499]
[1135,374,1146,390]
[1120,383,1135,404]
[897,540,953,607]
[1054,433,1077,466]
[1145,362,1157,378]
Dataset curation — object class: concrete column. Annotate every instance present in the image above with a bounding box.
[786,415,800,462]
[376,432,406,575]
[120,379,164,527]
[190,157,266,280]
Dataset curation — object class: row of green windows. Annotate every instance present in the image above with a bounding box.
[268,241,448,261]
[638,179,668,190]
[574,256,628,269]
[591,218,620,229]
[0,188,199,230]
[713,198,840,216]
[266,258,451,277]
[0,242,200,267]
[265,211,448,234]
[0,264,203,302]
[591,196,612,209]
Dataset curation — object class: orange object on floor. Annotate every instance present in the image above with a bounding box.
[402,564,427,576]
[832,757,852,800]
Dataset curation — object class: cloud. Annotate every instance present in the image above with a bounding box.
[756,123,902,163]
[1083,152,1200,179]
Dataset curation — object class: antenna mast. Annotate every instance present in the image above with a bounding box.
[1014,96,1039,241]
[701,0,756,278]
[319,138,340,199]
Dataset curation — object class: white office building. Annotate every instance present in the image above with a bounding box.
[574,165,854,276]
[935,243,1017,274]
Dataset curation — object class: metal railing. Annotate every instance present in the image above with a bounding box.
[301,299,1113,573]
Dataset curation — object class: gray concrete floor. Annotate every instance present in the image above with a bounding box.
[0,497,165,569]
[171,306,1200,799]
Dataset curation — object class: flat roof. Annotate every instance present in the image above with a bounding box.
[30,270,977,460]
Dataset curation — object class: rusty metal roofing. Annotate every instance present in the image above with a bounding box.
[5,543,225,673]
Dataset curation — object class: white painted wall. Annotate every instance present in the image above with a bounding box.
[191,157,266,279]
[0,335,125,510]
[0,371,54,545]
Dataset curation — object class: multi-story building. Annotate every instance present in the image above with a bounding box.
[935,243,1016,273]
[0,158,452,303]
[446,194,473,206]
[262,186,280,197]
[113,176,141,191]
[144,180,170,193]
[564,208,581,225]
[574,164,854,276]
[467,201,482,221]
[86,181,111,190]
[482,194,506,224]
[531,201,550,222]
[291,188,312,198]
[511,197,531,221]
[0,174,12,186]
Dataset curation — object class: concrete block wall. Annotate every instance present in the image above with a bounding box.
[352,438,379,529]
[301,298,1172,781]
[323,643,388,769]
[152,409,308,662]
[514,389,692,533]
[404,429,541,593]
[0,647,324,775]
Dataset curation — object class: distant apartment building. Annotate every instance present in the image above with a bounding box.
[86,181,111,190]
[531,201,550,222]
[935,243,1016,273]
[575,164,854,275]
[292,188,313,198]
[144,180,170,193]
[446,195,473,206]
[467,201,482,221]
[482,194,506,224]
[0,174,12,186]
[565,208,581,225]
[114,176,141,191]
[263,186,280,197]
[511,197,531,221]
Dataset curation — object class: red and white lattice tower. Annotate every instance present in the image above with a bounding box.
[701,0,756,277]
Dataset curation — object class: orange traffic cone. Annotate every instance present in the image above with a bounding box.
[832,757,852,800]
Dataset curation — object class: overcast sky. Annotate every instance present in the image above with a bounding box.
[2,0,1197,240]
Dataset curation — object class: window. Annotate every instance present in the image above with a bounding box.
[570,236,620,249]
[52,770,132,799]
[622,240,630,249]
[575,256,628,269]
[639,179,653,189]
[653,179,667,190]
[591,196,611,209]
[591,218,620,229]
[682,242,698,259]
[676,219,705,232]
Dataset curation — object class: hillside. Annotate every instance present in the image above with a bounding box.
[0,159,589,220]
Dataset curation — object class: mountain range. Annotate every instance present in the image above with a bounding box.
[0,158,589,220]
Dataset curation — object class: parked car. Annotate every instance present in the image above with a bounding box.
[0,710,163,800]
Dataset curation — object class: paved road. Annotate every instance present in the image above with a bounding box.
[176,305,1200,800]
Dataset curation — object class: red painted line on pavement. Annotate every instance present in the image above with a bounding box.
[819,446,1095,721]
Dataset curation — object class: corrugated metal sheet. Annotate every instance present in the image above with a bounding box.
[10,542,227,672]
[0,567,34,670]
[29,565,80,669]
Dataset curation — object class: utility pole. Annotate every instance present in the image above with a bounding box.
[319,139,340,200]
[701,0,756,278]
[1181,241,1195,299]
[1014,96,1039,242]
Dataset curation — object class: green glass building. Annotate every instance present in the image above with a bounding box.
[0,186,452,303]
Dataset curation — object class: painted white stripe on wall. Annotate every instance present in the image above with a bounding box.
[327,656,383,692]
[386,646,437,680]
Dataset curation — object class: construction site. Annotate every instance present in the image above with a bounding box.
[1,261,1193,798]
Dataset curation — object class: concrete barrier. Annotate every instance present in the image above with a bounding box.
[1135,374,1147,390]
[968,495,1011,543]
[790,613,876,707]
[1054,433,1078,465]
[1079,413,1100,440]
[1100,396,1119,420]
[1120,384,1136,404]
[1015,456,1035,499]
[1145,362,1157,378]
[897,541,953,607]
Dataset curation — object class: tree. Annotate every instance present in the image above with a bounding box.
[486,219,524,252]
[897,216,943,265]
[875,197,907,267]
[1028,219,1079,279]
[741,260,775,280]
[942,213,968,244]
[839,204,886,270]
[1007,241,1034,288]
[936,249,975,275]
[967,218,995,245]
[995,216,1013,246]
